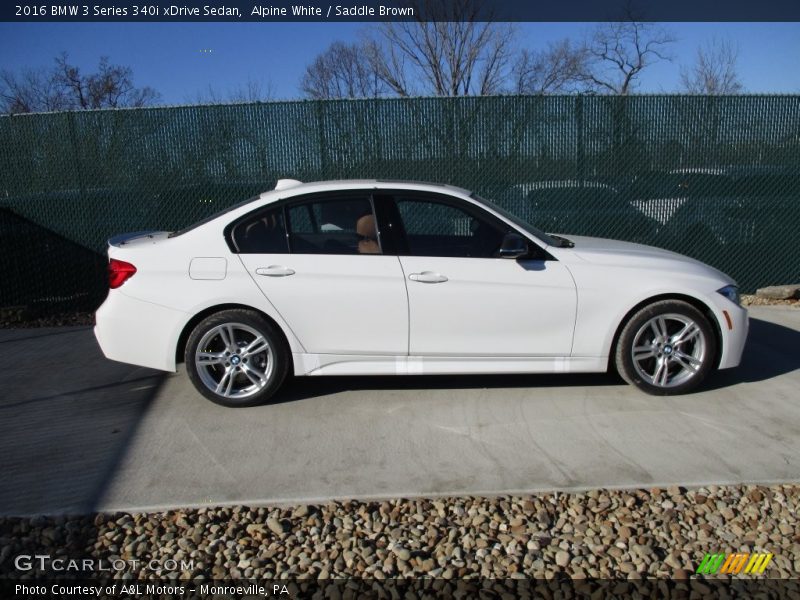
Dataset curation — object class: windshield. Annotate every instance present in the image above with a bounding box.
[471,194,559,247]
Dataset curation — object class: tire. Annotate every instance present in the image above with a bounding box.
[184,309,290,407]
[614,300,717,396]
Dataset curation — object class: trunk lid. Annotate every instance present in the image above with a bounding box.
[108,231,171,248]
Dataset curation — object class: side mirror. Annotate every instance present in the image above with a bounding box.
[498,232,529,259]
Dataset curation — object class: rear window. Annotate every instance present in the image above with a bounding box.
[169,195,260,238]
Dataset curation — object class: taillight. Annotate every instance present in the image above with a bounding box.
[108,259,137,289]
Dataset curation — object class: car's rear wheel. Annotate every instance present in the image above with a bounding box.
[185,309,289,407]
[615,300,716,395]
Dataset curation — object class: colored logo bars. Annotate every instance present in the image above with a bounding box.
[696,552,773,575]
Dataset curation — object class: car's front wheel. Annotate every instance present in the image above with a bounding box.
[615,300,717,395]
[185,309,289,407]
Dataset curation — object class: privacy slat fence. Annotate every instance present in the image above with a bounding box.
[1,95,799,317]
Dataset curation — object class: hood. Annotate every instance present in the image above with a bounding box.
[555,234,733,282]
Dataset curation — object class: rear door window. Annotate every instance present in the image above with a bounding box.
[287,196,381,255]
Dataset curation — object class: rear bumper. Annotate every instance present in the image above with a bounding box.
[95,291,186,372]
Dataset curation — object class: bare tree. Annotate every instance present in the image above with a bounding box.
[363,0,516,96]
[582,16,675,94]
[228,79,275,102]
[680,39,744,94]
[300,41,385,99]
[0,68,66,113]
[513,39,589,95]
[192,78,275,103]
[0,53,159,114]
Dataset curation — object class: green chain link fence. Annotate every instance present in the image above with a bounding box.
[1,95,799,317]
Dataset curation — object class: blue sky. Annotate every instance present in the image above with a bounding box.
[1,22,799,102]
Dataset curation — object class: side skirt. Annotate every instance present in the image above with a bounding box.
[292,353,608,376]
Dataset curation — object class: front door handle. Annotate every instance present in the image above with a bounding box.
[408,271,448,283]
[255,266,295,277]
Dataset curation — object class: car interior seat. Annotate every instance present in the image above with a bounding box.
[356,214,380,254]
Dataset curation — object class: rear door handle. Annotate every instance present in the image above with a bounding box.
[408,271,448,283]
[255,266,295,277]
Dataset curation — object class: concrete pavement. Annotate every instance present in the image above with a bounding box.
[0,326,164,515]
[1,306,799,516]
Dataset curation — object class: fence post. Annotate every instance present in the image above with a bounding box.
[316,100,329,177]
[68,110,106,299]
[67,112,86,206]
[576,95,585,183]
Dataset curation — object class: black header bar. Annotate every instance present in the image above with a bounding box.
[3,0,800,22]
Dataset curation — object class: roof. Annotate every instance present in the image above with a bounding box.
[262,178,473,199]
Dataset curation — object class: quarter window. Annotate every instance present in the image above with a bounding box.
[231,207,288,254]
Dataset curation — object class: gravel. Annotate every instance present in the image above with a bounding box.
[0,310,95,328]
[741,294,799,308]
[1,484,797,580]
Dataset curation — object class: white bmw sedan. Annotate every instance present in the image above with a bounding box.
[95,179,748,407]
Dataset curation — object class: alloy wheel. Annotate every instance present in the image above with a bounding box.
[194,322,274,399]
[630,313,707,389]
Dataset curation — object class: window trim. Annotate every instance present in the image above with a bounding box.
[224,188,554,260]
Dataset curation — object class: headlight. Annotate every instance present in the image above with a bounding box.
[717,285,740,306]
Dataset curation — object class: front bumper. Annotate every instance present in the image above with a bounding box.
[716,301,748,370]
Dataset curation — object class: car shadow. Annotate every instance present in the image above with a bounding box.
[703,316,800,390]
[0,327,165,517]
[0,325,94,345]
[277,370,622,404]
[275,316,798,403]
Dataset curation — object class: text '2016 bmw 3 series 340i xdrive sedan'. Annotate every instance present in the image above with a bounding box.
[95,179,748,407]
